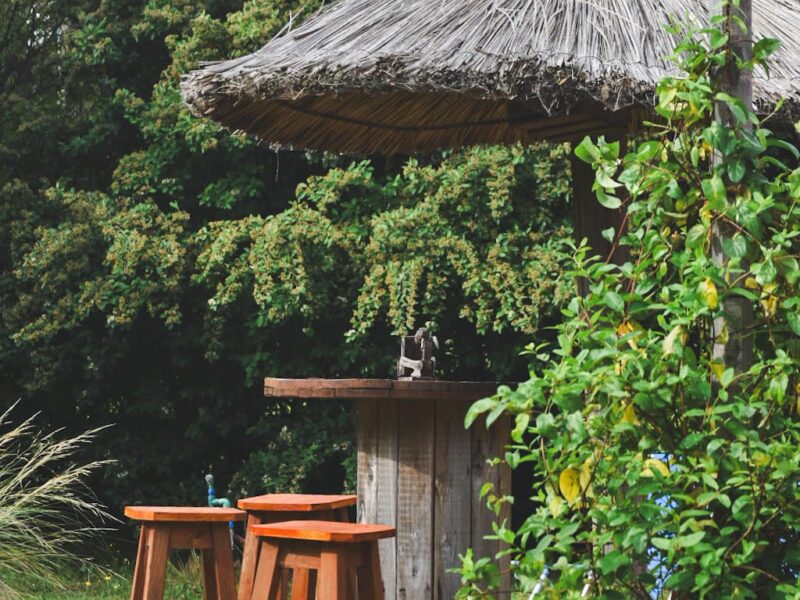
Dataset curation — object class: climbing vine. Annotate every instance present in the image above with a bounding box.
[463,25,800,599]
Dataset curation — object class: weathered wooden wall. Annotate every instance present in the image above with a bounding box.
[357,398,511,600]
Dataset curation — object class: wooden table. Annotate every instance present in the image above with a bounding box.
[264,378,512,600]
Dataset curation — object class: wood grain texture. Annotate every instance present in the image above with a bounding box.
[201,549,219,600]
[264,378,510,401]
[357,398,380,527]
[318,549,346,600]
[375,400,399,600]
[250,520,396,543]
[142,525,169,600]
[210,524,237,600]
[470,416,512,599]
[434,400,472,600]
[238,494,357,512]
[238,514,262,600]
[125,506,245,522]
[130,527,148,600]
[396,400,435,600]
[251,540,281,600]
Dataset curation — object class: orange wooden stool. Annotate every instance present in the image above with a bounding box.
[125,506,246,600]
[244,520,396,600]
[237,494,356,600]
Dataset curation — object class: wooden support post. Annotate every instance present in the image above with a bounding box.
[712,0,754,372]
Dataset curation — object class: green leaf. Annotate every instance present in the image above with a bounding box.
[787,313,800,337]
[604,291,625,313]
[596,188,622,209]
[678,531,706,548]
[722,235,747,258]
[652,537,672,551]
[727,159,746,183]
[701,174,728,210]
[575,137,600,163]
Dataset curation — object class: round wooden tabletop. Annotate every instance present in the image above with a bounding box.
[263,378,512,401]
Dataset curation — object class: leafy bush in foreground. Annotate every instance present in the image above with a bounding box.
[465,24,800,600]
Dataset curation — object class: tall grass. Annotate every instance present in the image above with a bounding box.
[0,402,114,598]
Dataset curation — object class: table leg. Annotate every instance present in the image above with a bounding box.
[202,547,219,600]
[129,526,148,600]
[251,540,281,599]
[211,524,237,600]
[318,548,346,600]
[143,525,169,600]
[291,568,311,600]
[238,513,263,600]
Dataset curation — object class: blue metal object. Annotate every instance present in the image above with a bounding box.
[205,474,234,548]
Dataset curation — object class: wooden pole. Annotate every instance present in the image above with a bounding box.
[711,0,754,372]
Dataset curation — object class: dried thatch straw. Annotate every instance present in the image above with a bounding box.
[181,0,800,153]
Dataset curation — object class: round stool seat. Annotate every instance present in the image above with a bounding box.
[125,506,243,600]
[251,520,396,543]
[238,493,356,512]
[125,506,246,522]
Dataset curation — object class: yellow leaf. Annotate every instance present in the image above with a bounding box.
[580,460,595,498]
[699,278,719,310]
[621,403,639,425]
[744,277,759,290]
[715,320,729,345]
[548,495,565,517]
[559,467,581,504]
[760,295,778,318]
[663,325,684,355]
[641,458,670,478]
[753,451,770,467]
[710,360,725,381]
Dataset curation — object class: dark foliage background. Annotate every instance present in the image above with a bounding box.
[0,0,573,554]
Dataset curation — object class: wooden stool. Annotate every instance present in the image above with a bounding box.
[245,520,396,600]
[237,494,356,600]
[125,506,246,600]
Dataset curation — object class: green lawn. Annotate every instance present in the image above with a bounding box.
[3,557,207,600]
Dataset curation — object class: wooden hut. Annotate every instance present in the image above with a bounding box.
[181,1,800,597]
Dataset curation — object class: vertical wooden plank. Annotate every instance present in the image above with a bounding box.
[433,399,472,600]
[318,549,347,600]
[471,416,512,599]
[376,400,399,600]
[130,526,148,600]
[201,549,219,600]
[396,400,435,600]
[358,398,380,525]
[143,525,170,600]
[210,524,237,600]
[237,513,262,600]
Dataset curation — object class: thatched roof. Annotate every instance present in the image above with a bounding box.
[181,0,800,154]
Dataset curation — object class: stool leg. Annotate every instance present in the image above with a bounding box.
[277,569,289,599]
[290,568,311,600]
[251,540,281,599]
[368,541,384,600]
[202,548,219,600]
[210,524,237,600]
[317,548,346,600]
[142,525,170,600]
[129,525,148,600]
[238,513,263,600]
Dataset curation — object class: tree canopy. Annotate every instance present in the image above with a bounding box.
[0,0,572,521]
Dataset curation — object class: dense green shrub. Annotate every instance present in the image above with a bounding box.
[0,0,573,528]
[463,25,800,600]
